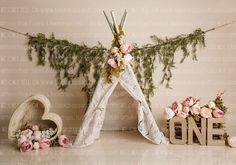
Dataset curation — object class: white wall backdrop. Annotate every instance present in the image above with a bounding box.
[0,0,236,139]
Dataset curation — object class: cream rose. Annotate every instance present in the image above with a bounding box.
[200,107,212,118]
[163,107,175,120]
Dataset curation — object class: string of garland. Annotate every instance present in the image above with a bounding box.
[0,20,235,108]
[26,29,205,106]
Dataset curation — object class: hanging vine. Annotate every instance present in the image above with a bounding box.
[26,29,205,107]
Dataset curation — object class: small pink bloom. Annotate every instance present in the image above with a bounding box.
[190,103,201,115]
[58,135,70,147]
[212,108,224,118]
[183,97,196,107]
[120,43,133,54]
[107,58,117,68]
[111,47,119,54]
[20,140,33,152]
[34,130,42,141]
[39,138,51,149]
[200,107,212,118]
[171,102,183,114]
[182,106,190,113]
[33,142,40,150]
[32,125,39,131]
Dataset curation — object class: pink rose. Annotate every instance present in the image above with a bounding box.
[190,104,201,115]
[228,136,236,148]
[107,58,118,68]
[21,129,33,138]
[58,135,70,147]
[182,106,190,113]
[111,47,119,54]
[183,97,196,107]
[20,140,33,152]
[32,125,39,131]
[200,107,212,118]
[33,142,40,150]
[171,102,183,114]
[212,108,224,118]
[177,112,188,118]
[34,130,42,141]
[39,138,51,149]
[120,43,133,54]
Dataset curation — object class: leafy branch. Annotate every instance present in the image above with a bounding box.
[27,29,205,107]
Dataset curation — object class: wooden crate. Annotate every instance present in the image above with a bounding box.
[167,116,226,146]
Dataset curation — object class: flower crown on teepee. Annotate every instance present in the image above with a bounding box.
[102,10,134,83]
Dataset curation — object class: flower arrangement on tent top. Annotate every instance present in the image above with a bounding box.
[163,93,228,121]
[102,11,134,84]
[14,124,71,152]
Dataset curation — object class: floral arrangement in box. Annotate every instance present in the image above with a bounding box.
[163,93,228,121]
[14,124,71,152]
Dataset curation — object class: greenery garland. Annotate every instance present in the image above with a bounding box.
[26,29,205,107]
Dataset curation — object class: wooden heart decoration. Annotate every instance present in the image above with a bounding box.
[8,94,63,141]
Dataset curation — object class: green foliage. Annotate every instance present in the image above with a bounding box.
[27,29,206,107]
[215,92,228,113]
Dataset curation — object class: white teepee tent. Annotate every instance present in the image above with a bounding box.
[73,11,168,147]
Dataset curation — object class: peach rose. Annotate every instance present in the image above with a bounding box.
[200,107,212,118]
[58,135,70,147]
[171,102,183,114]
[33,142,40,150]
[39,138,51,149]
[120,43,133,54]
[163,107,175,120]
[34,130,42,141]
[177,112,188,118]
[212,108,224,118]
[182,106,190,113]
[228,136,236,148]
[183,97,196,107]
[21,129,33,138]
[20,140,33,152]
[111,47,119,54]
[32,125,39,131]
[107,58,117,68]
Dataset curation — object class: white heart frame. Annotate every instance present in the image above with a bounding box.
[8,94,63,141]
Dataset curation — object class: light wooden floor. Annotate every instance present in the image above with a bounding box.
[1,131,236,165]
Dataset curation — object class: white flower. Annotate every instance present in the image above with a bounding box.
[228,136,236,148]
[17,135,27,147]
[208,101,216,109]
[123,54,133,65]
[190,103,201,115]
[163,107,175,120]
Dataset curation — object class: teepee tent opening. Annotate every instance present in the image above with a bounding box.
[102,83,138,131]
[73,10,168,147]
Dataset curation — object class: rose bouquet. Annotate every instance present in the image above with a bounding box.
[14,124,71,152]
[102,42,134,84]
[163,93,228,121]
